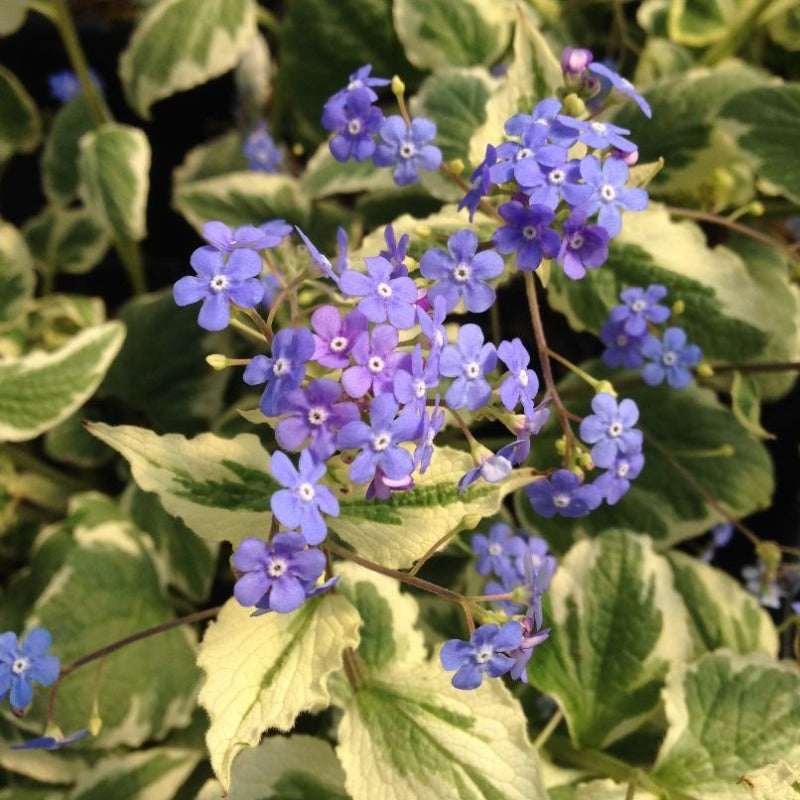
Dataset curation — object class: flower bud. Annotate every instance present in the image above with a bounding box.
[561,47,593,75]
[696,361,714,377]
[562,92,586,118]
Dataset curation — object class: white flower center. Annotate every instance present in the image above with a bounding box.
[368,356,385,374]
[515,147,533,162]
[616,461,630,478]
[475,645,494,664]
[267,558,287,578]
[464,361,481,379]
[607,420,624,437]
[522,225,537,240]
[11,658,29,676]
[330,335,348,352]
[590,121,607,134]
[616,334,628,347]
[376,282,393,299]
[517,369,529,387]
[553,493,571,508]
[347,119,362,135]
[631,299,647,312]
[569,233,585,250]
[209,274,229,293]
[548,168,566,186]
[372,431,391,451]
[600,184,616,203]
[488,543,503,557]
[399,142,415,159]
[273,357,291,376]
[662,351,677,366]
[347,79,363,91]
[308,406,329,426]
[453,263,471,282]
[414,379,427,398]
[296,482,316,502]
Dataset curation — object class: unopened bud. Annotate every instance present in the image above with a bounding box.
[89,713,103,736]
[447,158,465,175]
[206,354,230,371]
[555,437,567,455]
[562,93,586,118]
[696,361,714,377]
[619,148,639,166]
[570,465,585,481]
[578,452,595,471]
[672,299,685,316]
[391,75,406,99]
[415,224,432,238]
[291,143,304,157]
[561,47,593,76]
[749,201,765,216]
[595,380,616,397]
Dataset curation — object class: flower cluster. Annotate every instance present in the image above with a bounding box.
[600,284,702,388]
[321,65,442,186]
[0,629,60,714]
[243,121,283,173]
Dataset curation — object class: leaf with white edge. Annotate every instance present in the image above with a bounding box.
[330,446,538,569]
[42,94,95,206]
[530,530,690,749]
[468,5,562,165]
[85,424,275,546]
[198,594,361,791]
[0,322,125,442]
[516,366,774,553]
[0,0,29,36]
[719,84,800,205]
[740,760,800,800]
[118,0,256,118]
[0,220,35,329]
[173,130,249,186]
[335,562,426,671]
[0,65,40,161]
[67,748,201,800]
[23,206,111,276]
[26,520,200,746]
[667,0,738,45]
[666,551,778,658]
[393,0,512,70]
[195,735,348,800]
[337,663,548,800]
[173,172,309,233]
[767,2,800,50]
[730,371,774,440]
[300,143,396,198]
[78,123,151,242]
[652,652,800,799]
[571,780,659,800]
[44,411,114,468]
[545,204,800,400]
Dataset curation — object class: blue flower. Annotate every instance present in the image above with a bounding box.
[295,227,340,283]
[516,537,558,630]
[243,122,283,172]
[328,64,389,105]
[497,338,540,416]
[493,202,560,272]
[471,523,527,580]
[526,470,601,518]
[414,396,445,474]
[420,229,504,313]
[588,62,652,118]
[557,210,609,280]
[201,220,290,254]
[458,145,497,222]
[323,87,383,163]
[516,159,583,210]
[270,450,340,545]
[337,394,418,484]
[640,327,702,389]
[578,392,642,469]
[393,344,439,412]
[174,247,265,331]
[600,318,647,369]
[11,728,88,751]
[232,534,326,614]
[593,451,645,505]
[339,256,418,329]
[508,619,550,684]
[342,324,407,399]
[439,324,497,411]
[490,128,567,186]
[557,116,637,153]
[380,225,410,277]
[48,68,102,103]
[609,284,670,337]
[457,442,522,492]
[373,116,442,186]
[0,629,60,712]
[439,622,522,690]
[310,305,368,369]
[504,99,577,147]
[243,327,315,416]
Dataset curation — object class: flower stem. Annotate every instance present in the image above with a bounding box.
[533,708,563,750]
[546,347,609,393]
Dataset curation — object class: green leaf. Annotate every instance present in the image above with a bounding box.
[118,0,256,118]
[393,0,512,70]
[195,735,348,800]
[78,123,151,242]
[198,594,361,791]
[767,2,800,50]
[652,652,800,798]
[331,445,538,568]
[97,291,229,434]
[44,411,114,468]
[530,530,690,749]
[0,220,36,329]
[42,94,95,206]
[468,6,562,165]
[173,130,249,186]
[299,143,396,199]
[668,0,738,45]
[719,83,800,205]
[666,551,778,658]
[23,207,111,277]
[0,322,126,442]
[337,665,548,800]
[67,748,201,800]
[0,65,41,162]
[26,519,200,746]
[173,172,310,233]
[730,371,774,439]
[0,0,29,36]
[516,366,774,552]
[569,780,659,800]
[740,760,800,800]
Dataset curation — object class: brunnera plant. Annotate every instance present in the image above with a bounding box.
[1,2,800,799]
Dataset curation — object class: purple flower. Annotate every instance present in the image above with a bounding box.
[11,728,88,751]
[439,324,497,411]
[641,327,702,389]
[439,622,522,690]
[295,227,340,283]
[557,116,637,153]
[342,324,408,399]
[557,211,610,280]
[516,159,583,210]
[505,99,578,147]
[366,468,415,500]
[323,87,383,163]
[741,562,784,609]
[420,229,504,313]
[609,284,670,337]
[243,122,283,172]
[310,305,368,368]
[330,64,389,104]
[472,523,527,579]
[493,202,560,272]
[337,394,418,484]
[380,225,410,277]
[593,451,645,505]
[48,68,101,103]
[201,220,290,254]
[563,156,648,238]
[0,629,60,712]
[600,318,647,369]
[373,115,442,186]
[232,534,326,613]
[339,256,418,328]
[458,442,521,492]
[417,295,448,367]
[508,619,550,683]
[275,379,359,460]
[458,145,497,222]
[561,47,593,75]
[588,62,652,118]
[173,247,264,331]
[243,327,315,416]
[414,396,445,473]
[270,450,339,545]
[490,127,567,186]
[507,403,551,464]
[497,338,540,416]
[579,392,642,469]
[526,470,602,518]
[393,344,439,412]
